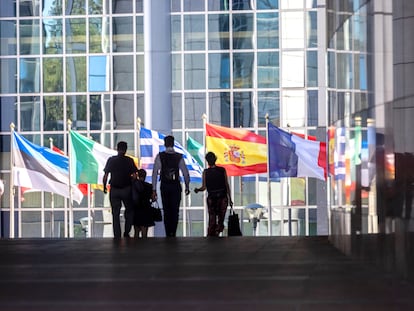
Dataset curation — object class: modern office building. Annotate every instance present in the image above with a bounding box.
[0,0,412,279]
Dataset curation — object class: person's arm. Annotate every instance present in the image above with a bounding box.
[179,157,190,195]
[151,154,161,200]
[194,170,206,193]
[103,172,109,194]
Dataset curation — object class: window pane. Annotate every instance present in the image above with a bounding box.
[307,90,318,126]
[184,54,205,90]
[90,94,110,131]
[136,55,144,91]
[66,18,86,54]
[281,51,304,87]
[232,0,252,10]
[208,0,230,11]
[114,94,134,130]
[44,96,64,131]
[43,0,62,16]
[136,16,144,52]
[257,52,279,88]
[183,0,204,11]
[208,14,229,50]
[1,20,16,55]
[234,92,253,127]
[1,59,17,93]
[89,17,109,53]
[233,52,254,88]
[113,17,133,52]
[20,20,40,55]
[233,13,253,49]
[184,15,205,51]
[337,53,352,89]
[257,0,278,9]
[258,91,279,127]
[280,0,303,9]
[172,93,183,129]
[209,92,230,126]
[113,0,132,13]
[20,58,39,93]
[282,90,305,127]
[43,18,63,54]
[113,55,133,91]
[209,53,230,89]
[21,96,40,132]
[20,0,40,16]
[281,11,304,49]
[185,93,205,128]
[172,54,182,90]
[257,12,279,49]
[89,56,108,92]
[66,56,86,92]
[67,95,87,130]
[307,51,317,87]
[43,57,63,93]
[66,0,86,15]
[171,15,181,51]
[89,0,107,14]
[307,11,317,48]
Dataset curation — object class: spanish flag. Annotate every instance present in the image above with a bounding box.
[205,123,267,176]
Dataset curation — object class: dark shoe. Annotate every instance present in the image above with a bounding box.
[123,233,130,238]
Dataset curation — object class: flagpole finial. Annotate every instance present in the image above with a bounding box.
[265,113,269,120]
[202,113,207,121]
[137,117,141,126]
[10,123,15,130]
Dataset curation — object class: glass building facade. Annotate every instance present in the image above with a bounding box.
[1,0,327,238]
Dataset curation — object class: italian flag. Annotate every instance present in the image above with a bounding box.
[69,131,117,185]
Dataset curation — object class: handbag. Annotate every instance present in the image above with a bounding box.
[151,201,162,222]
[227,205,242,236]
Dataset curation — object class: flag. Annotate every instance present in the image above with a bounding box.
[335,127,346,180]
[205,123,267,176]
[187,135,204,168]
[140,127,203,182]
[69,131,117,185]
[12,132,83,203]
[267,123,326,180]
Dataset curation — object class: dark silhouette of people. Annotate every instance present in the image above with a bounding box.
[103,141,138,238]
[194,151,233,236]
[152,135,190,237]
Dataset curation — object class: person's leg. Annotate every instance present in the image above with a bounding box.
[122,186,134,237]
[216,197,229,235]
[110,189,122,238]
[134,225,140,238]
[141,226,148,238]
[207,198,218,236]
[161,183,181,237]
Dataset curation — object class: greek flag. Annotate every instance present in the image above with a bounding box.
[140,127,203,182]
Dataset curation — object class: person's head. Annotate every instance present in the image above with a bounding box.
[137,169,147,180]
[117,141,127,154]
[205,151,217,166]
[164,135,175,148]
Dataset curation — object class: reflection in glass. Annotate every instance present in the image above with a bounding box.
[172,93,183,129]
[66,18,86,53]
[257,12,278,49]
[113,55,133,91]
[67,95,87,130]
[136,55,144,91]
[307,51,317,87]
[43,0,62,16]
[1,20,16,55]
[66,56,86,93]
[281,51,304,87]
[113,0,132,13]
[184,15,205,51]
[114,94,134,130]
[171,16,181,51]
[257,0,278,9]
[90,95,110,131]
[258,91,279,127]
[282,90,305,127]
[2,59,17,93]
[184,54,205,90]
[233,52,254,88]
[20,20,40,55]
[233,13,253,50]
[136,94,145,123]
[208,0,229,11]
[184,0,204,11]
[43,18,63,54]
[89,56,108,92]
[280,0,303,9]
[89,0,105,14]
[307,11,317,48]
[337,53,352,89]
[43,96,64,131]
[209,92,230,126]
[66,0,86,15]
[89,17,109,53]
[307,90,318,126]
[20,58,39,93]
[185,93,205,129]
[257,52,279,88]
[234,92,252,127]
[172,54,182,90]
[232,0,252,10]
[281,11,304,49]
[208,14,229,50]
[43,57,63,92]
[0,97,16,131]
[209,53,230,89]
[20,97,41,131]
[20,0,40,16]
[136,16,144,52]
[113,17,133,52]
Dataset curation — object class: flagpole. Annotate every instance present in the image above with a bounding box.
[49,137,55,238]
[202,114,208,236]
[67,120,74,238]
[265,115,273,236]
[137,117,141,168]
[10,123,15,238]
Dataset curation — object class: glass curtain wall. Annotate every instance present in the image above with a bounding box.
[0,0,144,237]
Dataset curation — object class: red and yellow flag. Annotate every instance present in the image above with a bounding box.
[205,123,267,176]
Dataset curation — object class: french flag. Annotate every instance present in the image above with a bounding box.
[267,123,327,180]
